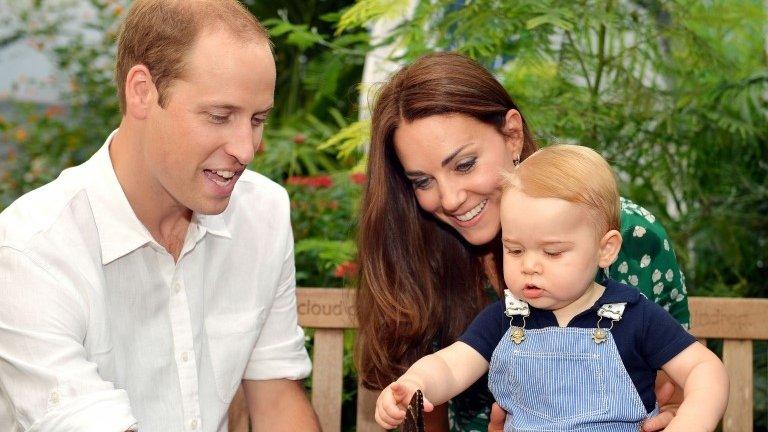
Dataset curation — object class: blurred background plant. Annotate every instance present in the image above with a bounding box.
[1,0,766,429]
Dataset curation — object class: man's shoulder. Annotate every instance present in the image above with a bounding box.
[0,165,90,251]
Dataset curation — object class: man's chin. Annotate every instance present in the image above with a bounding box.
[195,197,231,215]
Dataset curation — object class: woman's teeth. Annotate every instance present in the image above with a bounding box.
[456,199,487,222]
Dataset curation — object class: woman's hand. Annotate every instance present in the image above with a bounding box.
[487,403,506,432]
[642,372,682,431]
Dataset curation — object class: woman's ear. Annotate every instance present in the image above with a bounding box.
[503,109,524,157]
[598,229,623,268]
[124,64,157,120]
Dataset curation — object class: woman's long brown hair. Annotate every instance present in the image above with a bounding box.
[355,52,538,389]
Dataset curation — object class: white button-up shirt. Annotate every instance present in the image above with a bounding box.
[0,131,312,431]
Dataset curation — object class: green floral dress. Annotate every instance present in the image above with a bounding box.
[447,197,690,432]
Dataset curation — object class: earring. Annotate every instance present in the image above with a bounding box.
[513,155,521,166]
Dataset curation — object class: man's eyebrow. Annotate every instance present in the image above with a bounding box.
[441,143,473,167]
[205,104,274,114]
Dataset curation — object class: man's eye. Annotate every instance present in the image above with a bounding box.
[208,113,229,124]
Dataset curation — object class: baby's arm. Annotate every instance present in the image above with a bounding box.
[374,341,489,429]
[660,342,729,432]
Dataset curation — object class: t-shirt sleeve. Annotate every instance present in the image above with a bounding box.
[640,297,697,369]
[458,300,507,362]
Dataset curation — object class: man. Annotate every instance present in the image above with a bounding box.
[0,1,320,430]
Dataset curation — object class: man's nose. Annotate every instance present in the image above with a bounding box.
[225,121,257,166]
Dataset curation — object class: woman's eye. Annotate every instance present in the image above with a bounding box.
[456,158,476,172]
[412,178,431,190]
[252,115,267,127]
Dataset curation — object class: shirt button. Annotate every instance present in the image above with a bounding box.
[190,419,198,429]
[181,351,189,362]
[173,282,181,293]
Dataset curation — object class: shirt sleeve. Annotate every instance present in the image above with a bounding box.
[639,296,697,369]
[603,198,691,328]
[458,301,506,362]
[0,247,137,432]
[243,194,312,381]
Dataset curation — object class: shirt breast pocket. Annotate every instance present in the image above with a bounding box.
[206,307,266,403]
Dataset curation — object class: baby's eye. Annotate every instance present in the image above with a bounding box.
[505,247,523,256]
[544,250,563,257]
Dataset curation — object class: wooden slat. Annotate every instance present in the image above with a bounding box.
[689,297,768,339]
[356,384,384,432]
[312,329,345,432]
[297,288,357,328]
[722,339,753,432]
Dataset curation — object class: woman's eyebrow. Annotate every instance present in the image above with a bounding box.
[441,143,473,167]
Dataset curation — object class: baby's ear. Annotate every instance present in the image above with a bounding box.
[598,230,622,268]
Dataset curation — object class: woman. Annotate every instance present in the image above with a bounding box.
[355,52,689,432]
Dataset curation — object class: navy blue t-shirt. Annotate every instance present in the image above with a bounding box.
[458,279,696,413]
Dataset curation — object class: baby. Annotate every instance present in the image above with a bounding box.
[375,145,728,431]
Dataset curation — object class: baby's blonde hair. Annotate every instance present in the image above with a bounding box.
[501,144,620,235]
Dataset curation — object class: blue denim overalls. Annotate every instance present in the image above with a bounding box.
[487,291,657,431]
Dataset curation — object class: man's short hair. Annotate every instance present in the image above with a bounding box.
[115,0,270,114]
[501,144,620,235]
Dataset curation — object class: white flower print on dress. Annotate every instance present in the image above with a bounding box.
[653,282,664,295]
[645,214,656,223]
[640,254,651,268]
[670,288,679,299]
[633,226,646,237]
[628,275,639,286]
[618,261,629,273]
[652,269,662,282]
[665,269,674,282]
[663,239,670,251]
[675,293,685,302]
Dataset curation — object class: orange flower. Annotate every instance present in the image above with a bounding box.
[349,172,366,185]
[14,128,28,142]
[44,105,64,119]
[334,261,358,279]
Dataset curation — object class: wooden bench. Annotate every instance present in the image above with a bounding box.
[229,289,768,432]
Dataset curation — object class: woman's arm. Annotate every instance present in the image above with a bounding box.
[659,343,729,431]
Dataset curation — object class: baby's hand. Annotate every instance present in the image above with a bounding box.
[374,380,434,429]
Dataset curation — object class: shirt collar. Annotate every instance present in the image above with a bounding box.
[85,130,154,265]
[194,213,232,239]
[85,131,233,265]
[594,279,644,306]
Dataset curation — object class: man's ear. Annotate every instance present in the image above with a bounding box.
[598,229,622,268]
[124,64,157,120]
[502,109,524,158]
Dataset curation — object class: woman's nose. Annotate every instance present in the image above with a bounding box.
[438,179,467,214]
